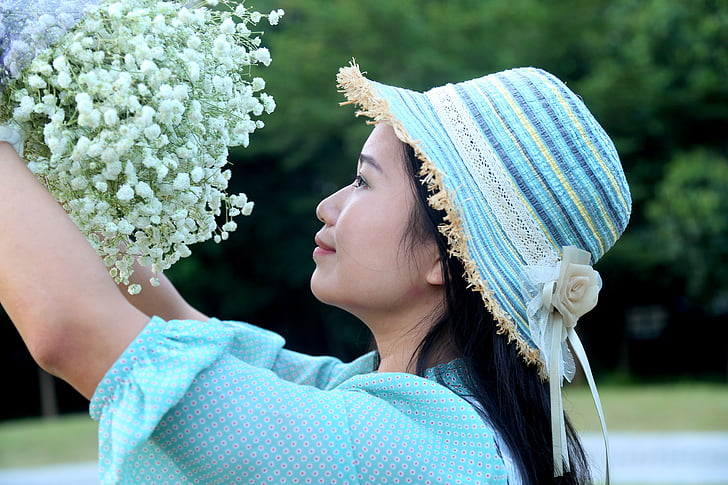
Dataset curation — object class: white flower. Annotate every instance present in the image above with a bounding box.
[242,201,254,216]
[177,7,196,24]
[552,262,601,328]
[213,35,231,57]
[104,108,119,126]
[173,84,188,101]
[108,2,124,19]
[251,77,265,92]
[117,219,134,235]
[143,124,161,140]
[56,70,73,88]
[135,181,154,199]
[140,59,158,75]
[190,166,205,183]
[28,74,47,89]
[220,18,235,34]
[173,172,190,191]
[222,221,237,232]
[1,0,280,292]
[186,35,202,50]
[252,47,271,66]
[116,184,135,202]
[158,84,174,98]
[268,9,284,26]
[14,96,35,121]
[137,105,155,126]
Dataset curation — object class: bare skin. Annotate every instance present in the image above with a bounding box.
[0,142,148,398]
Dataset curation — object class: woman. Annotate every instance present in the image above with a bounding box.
[0,62,630,484]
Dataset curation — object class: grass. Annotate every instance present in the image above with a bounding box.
[564,381,728,433]
[0,381,726,469]
[0,413,97,469]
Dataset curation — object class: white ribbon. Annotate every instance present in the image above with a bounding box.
[522,246,611,483]
[0,124,25,156]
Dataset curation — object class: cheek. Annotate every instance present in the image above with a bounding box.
[337,215,405,272]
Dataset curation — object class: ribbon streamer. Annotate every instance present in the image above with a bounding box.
[522,246,610,482]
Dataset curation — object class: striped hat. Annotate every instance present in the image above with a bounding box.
[337,62,631,374]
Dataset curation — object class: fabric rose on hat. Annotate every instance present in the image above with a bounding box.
[549,255,601,329]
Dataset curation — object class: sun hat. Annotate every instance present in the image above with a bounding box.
[337,61,631,480]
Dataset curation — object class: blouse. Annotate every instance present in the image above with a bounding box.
[90,316,510,484]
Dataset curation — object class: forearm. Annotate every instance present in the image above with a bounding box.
[121,260,208,321]
[0,142,148,398]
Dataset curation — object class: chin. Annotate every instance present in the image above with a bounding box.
[309,272,330,304]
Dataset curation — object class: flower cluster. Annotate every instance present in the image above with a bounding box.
[0,0,283,293]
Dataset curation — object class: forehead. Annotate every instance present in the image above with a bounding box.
[360,124,406,172]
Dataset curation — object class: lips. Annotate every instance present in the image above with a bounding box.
[314,233,335,253]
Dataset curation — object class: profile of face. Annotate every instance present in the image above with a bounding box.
[311,124,443,329]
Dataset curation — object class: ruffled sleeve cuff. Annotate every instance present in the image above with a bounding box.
[89,316,248,474]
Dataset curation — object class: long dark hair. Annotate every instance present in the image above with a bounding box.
[401,143,591,485]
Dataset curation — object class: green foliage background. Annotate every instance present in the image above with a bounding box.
[163,0,728,364]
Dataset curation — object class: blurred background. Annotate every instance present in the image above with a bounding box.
[1,0,727,481]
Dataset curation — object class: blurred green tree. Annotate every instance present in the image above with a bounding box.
[646,150,728,303]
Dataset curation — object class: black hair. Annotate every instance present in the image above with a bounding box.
[401,142,592,485]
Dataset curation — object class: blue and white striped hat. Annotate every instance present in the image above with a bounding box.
[337,62,631,373]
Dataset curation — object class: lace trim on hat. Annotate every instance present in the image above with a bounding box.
[337,61,544,372]
[424,84,558,267]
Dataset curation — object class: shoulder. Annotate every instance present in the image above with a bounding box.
[334,372,509,483]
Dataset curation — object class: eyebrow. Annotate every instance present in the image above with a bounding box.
[358,153,383,173]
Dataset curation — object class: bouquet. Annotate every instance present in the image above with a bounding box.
[0,0,283,293]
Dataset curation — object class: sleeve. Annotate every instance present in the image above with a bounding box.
[159,316,375,388]
[90,317,508,484]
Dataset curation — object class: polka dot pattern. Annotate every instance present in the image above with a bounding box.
[90,317,508,484]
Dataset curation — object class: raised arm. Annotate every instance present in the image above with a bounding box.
[0,142,149,399]
[120,260,209,322]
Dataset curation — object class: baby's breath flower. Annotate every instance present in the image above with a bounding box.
[268,9,284,26]
[252,47,272,66]
[1,0,282,293]
[220,18,235,35]
[116,184,135,201]
[104,108,118,126]
[251,77,265,92]
[173,172,191,191]
[242,201,254,216]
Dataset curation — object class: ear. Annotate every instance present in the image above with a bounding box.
[425,255,444,286]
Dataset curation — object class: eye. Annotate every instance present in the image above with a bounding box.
[352,174,368,189]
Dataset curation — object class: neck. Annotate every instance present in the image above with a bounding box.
[338,283,447,374]
[373,322,428,373]
[369,305,455,374]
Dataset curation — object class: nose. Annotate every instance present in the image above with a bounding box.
[316,186,347,225]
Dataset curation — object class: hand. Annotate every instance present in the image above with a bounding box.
[0,124,25,156]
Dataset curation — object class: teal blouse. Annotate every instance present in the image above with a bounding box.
[90,317,509,484]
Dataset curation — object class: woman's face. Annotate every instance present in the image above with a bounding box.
[311,124,442,327]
